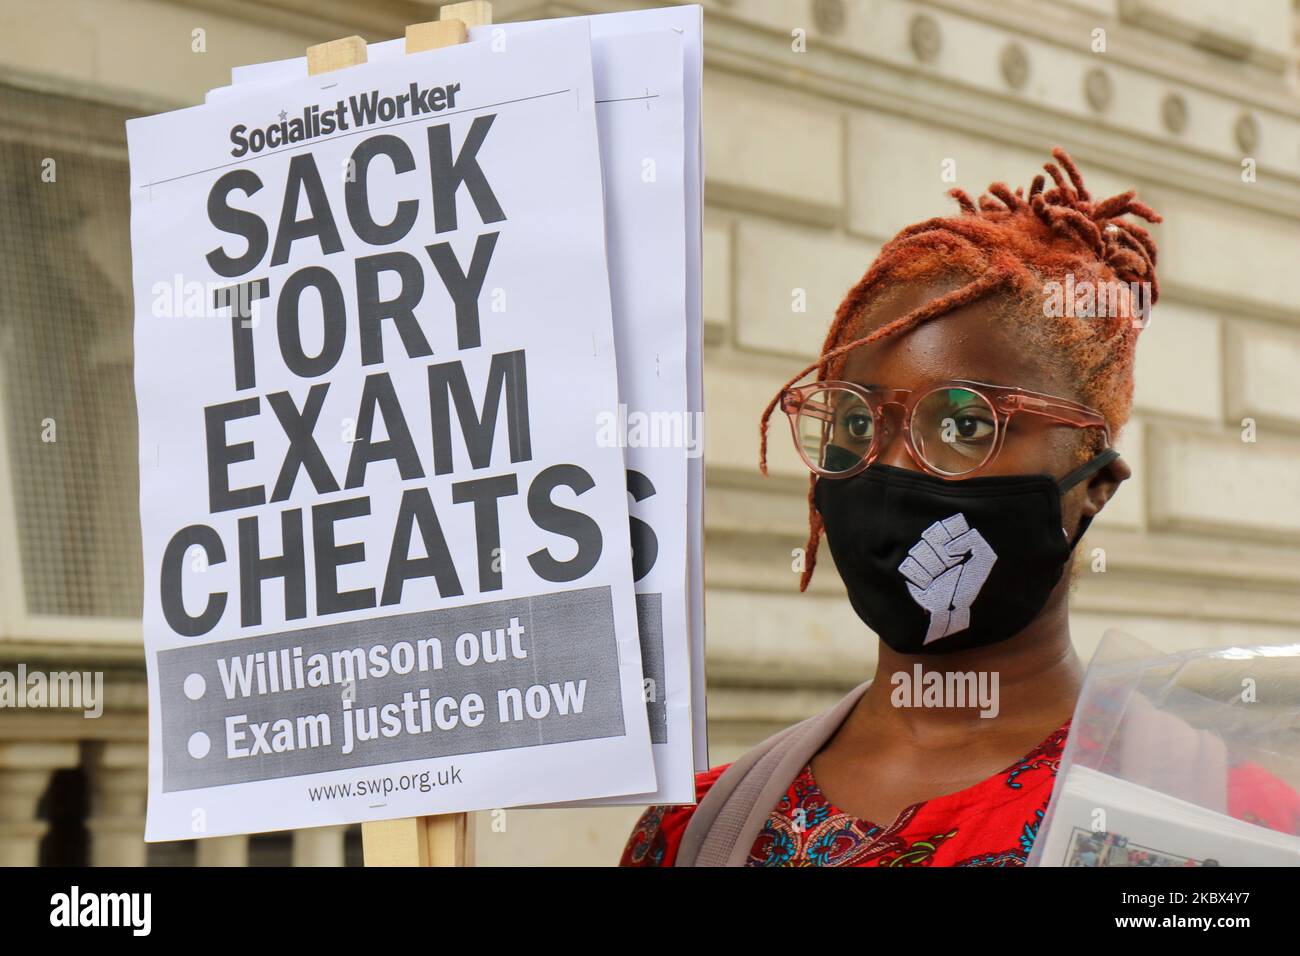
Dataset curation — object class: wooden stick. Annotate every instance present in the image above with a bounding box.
[361,813,472,866]
[303,2,493,868]
[439,1,493,28]
[305,35,367,76]
[406,19,468,53]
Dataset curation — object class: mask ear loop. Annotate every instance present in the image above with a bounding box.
[1058,447,1120,494]
[1058,447,1121,549]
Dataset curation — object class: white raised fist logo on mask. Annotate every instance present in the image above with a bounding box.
[898,512,998,645]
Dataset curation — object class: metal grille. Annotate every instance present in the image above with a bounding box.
[0,83,142,618]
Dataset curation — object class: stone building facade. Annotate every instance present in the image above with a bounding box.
[0,0,1297,866]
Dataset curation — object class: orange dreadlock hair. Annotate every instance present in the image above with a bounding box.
[758,146,1163,592]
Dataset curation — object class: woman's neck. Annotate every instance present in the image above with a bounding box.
[856,592,1084,744]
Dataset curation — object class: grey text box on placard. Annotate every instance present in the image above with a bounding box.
[157,586,625,792]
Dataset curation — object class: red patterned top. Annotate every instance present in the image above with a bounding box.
[620,717,1300,867]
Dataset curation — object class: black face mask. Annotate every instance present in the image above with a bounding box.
[812,449,1119,655]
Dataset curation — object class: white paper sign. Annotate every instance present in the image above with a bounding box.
[129,20,654,841]
[212,6,707,803]
[550,25,693,804]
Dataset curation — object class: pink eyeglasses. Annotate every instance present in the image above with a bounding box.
[780,379,1112,478]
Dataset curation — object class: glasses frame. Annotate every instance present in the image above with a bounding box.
[780,378,1112,479]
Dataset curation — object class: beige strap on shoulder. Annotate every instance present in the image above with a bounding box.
[675,679,873,867]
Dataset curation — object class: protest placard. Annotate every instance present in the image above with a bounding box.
[213,4,707,804]
[128,19,655,842]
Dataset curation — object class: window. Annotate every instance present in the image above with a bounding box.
[0,82,142,620]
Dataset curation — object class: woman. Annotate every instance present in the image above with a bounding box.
[620,146,1300,867]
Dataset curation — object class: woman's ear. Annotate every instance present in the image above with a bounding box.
[1081,454,1131,520]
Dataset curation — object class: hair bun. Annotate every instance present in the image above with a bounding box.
[1034,147,1161,303]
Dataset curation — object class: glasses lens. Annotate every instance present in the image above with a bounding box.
[794,386,875,474]
[911,387,997,475]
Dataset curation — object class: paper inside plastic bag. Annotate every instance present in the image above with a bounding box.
[1028,628,1300,866]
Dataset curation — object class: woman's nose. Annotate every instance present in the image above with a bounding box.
[874,417,925,472]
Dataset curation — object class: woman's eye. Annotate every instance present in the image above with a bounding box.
[951,414,994,441]
[841,409,873,440]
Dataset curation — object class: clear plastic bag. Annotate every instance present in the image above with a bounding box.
[1028,628,1300,866]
